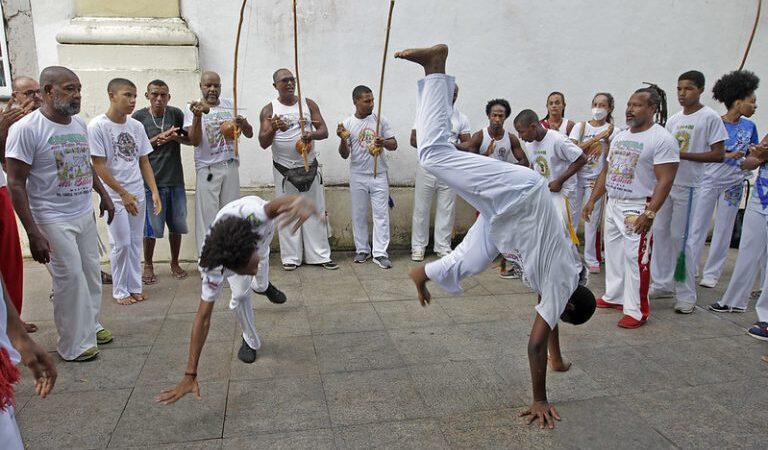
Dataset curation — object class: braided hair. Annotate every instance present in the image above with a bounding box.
[637,83,668,126]
[199,216,261,272]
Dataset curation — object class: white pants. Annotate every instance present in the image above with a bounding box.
[272,164,332,265]
[426,214,496,291]
[601,198,652,321]
[107,199,145,299]
[411,164,456,254]
[350,171,390,257]
[718,207,768,321]
[38,212,102,360]
[651,184,697,294]
[195,159,241,254]
[573,178,604,267]
[0,406,23,450]
[677,182,743,303]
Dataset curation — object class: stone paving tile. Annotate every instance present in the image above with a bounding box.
[439,408,554,449]
[430,295,518,324]
[322,368,431,427]
[373,299,453,329]
[229,335,319,381]
[360,277,418,302]
[223,429,335,449]
[334,419,450,449]
[110,382,228,448]
[137,340,232,385]
[156,311,237,344]
[17,388,131,449]
[299,279,369,305]
[113,439,223,450]
[224,375,330,436]
[307,302,384,334]
[388,326,476,365]
[253,305,312,339]
[313,330,405,374]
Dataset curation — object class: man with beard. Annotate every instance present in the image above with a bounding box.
[184,71,254,254]
[337,85,398,268]
[0,76,41,333]
[582,87,679,328]
[133,80,191,283]
[258,68,337,271]
[5,66,115,361]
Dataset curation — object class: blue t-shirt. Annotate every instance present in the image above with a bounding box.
[704,117,758,187]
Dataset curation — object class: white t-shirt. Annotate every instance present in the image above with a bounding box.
[413,105,471,145]
[0,282,21,366]
[569,121,620,182]
[526,129,583,196]
[200,196,275,302]
[88,114,153,202]
[606,124,679,199]
[666,106,728,187]
[6,110,94,224]
[183,98,237,171]
[342,113,395,175]
[270,98,318,169]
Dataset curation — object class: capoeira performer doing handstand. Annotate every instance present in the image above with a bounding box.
[398,45,596,429]
[155,194,318,404]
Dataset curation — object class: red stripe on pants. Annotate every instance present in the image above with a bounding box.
[0,187,23,314]
[637,229,651,320]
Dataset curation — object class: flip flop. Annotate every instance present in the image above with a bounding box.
[171,266,188,279]
[115,296,136,305]
[142,273,157,285]
[130,293,148,302]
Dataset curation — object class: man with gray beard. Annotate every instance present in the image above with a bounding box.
[5,66,116,361]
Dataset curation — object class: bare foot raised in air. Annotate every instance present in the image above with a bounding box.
[548,357,572,372]
[409,265,432,306]
[394,44,448,75]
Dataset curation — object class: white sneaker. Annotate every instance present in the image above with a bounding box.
[411,249,425,262]
[674,302,696,314]
[699,278,717,288]
[648,288,674,300]
[436,250,452,258]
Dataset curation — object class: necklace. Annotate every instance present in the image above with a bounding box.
[150,108,166,132]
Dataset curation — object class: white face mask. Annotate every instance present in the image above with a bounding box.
[591,107,608,121]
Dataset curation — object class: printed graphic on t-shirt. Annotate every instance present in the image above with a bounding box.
[606,140,642,193]
[51,133,93,197]
[724,125,753,168]
[204,111,234,155]
[115,132,138,162]
[757,166,768,209]
[674,125,693,153]
[585,141,602,169]
[534,154,549,177]
[356,126,376,150]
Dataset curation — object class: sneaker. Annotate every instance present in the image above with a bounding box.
[747,322,768,341]
[648,288,674,300]
[74,346,100,362]
[253,283,287,304]
[282,263,298,271]
[322,261,339,270]
[699,278,717,288]
[617,315,646,329]
[674,302,696,314]
[435,249,452,258]
[588,265,601,274]
[411,249,425,262]
[354,253,370,264]
[237,337,258,363]
[708,302,746,313]
[499,267,520,279]
[373,256,392,269]
[96,328,113,345]
[596,298,623,311]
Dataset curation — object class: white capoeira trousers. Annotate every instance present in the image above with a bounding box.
[37,212,102,360]
[676,182,743,304]
[349,171,390,258]
[0,406,23,450]
[572,179,604,267]
[717,207,768,321]
[195,159,241,255]
[107,199,146,299]
[411,164,456,254]
[272,163,332,265]
[651,184,697,294]
[601,198,652,321]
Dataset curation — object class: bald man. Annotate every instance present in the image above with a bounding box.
[184,71,254,254]
[0,76,42,333]
[258,68,336,270]
[5,66,115,361]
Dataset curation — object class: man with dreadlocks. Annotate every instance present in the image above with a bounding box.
[155,194,319,404]
[583,87,679,328]
[651,71,728,314]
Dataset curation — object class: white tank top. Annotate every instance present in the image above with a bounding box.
[479,127,514,162]
[551,118,570,135]
[270,98,317,168]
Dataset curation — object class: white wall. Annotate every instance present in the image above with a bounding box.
[176,0,768,187]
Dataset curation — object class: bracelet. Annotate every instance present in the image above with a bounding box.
[184,372,197,379]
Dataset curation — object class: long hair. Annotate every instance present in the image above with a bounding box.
[592,92,615,124]
[543,91,566,121]
[639,82,668,126]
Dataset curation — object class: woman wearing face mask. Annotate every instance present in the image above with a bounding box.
[569,93,619,273]
[541,91,575,136]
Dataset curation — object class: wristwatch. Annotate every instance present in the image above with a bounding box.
[641,210,656,220]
